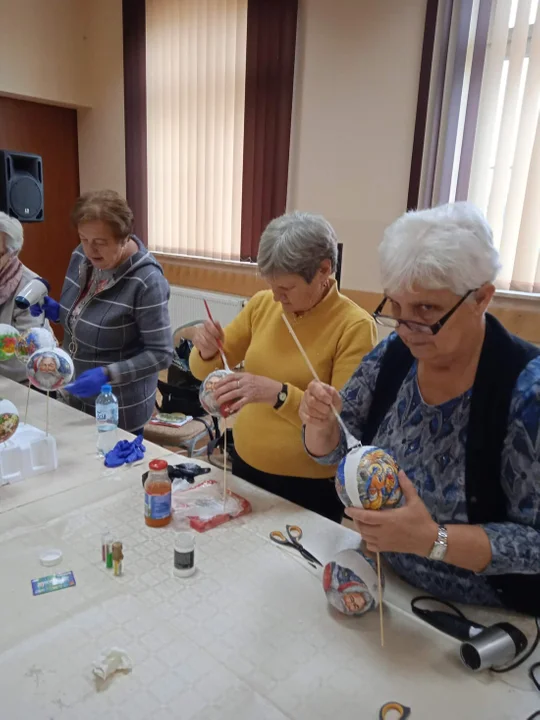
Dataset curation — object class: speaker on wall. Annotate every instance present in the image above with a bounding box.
[0,150,44,222]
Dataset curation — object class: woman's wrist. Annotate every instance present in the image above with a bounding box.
[304,420,340,458]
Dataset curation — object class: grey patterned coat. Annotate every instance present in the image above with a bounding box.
[59,237,173,432]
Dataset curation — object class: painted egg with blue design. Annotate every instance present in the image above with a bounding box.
[15,327,57,363]
[336,445,401,509]
[0,324,20,361]
[323,548,384,616]
[26,348,74,391]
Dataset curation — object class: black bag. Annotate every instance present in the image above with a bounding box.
[157,338,206,418]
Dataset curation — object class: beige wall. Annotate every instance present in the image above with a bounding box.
[77,0,126,195]
[288,0,427,293]
[0,0,126,196]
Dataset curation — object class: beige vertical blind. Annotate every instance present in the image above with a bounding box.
[146,0,247,260]
[468,0,540,292]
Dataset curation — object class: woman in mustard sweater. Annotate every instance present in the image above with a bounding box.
[190,212,376,521]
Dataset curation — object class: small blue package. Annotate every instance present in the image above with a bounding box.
[31,571,76,596]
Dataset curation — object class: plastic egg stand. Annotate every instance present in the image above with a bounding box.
[0,423,58,485]
[0,329,70,486]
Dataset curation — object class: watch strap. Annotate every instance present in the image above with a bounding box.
[273,383,288,410]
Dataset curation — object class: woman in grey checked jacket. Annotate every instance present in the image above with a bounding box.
[34,190,173,432]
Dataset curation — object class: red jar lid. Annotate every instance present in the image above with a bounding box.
[149,459,168,471]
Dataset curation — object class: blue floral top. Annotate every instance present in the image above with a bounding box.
[316,336,540,607]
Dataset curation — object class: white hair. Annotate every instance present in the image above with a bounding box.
[0,212,24,254]
[379,202,501,295]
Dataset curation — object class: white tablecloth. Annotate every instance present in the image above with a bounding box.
[0,379,538,719]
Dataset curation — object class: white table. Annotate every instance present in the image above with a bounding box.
[0,379,538,719]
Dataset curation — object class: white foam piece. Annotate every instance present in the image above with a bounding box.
[0,423,58,484]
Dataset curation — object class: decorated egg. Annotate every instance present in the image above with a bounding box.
[15,327,57,363]
[199,369,236,417]
[0,324,20,361]
[323,548,384,616]
[26,348,74,391]
[336,445,401,509]
[0,398,19,444]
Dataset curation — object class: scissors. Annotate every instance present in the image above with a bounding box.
[269,525,322,567]
[379,702,411,719]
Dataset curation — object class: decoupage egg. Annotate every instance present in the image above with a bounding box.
[26,348,74,391]
[15,327,57,363]
[199,369,236,417]
[336,445,401,509]
[323,548,384,616]
[0,398,19,444]
[0,324,20,361]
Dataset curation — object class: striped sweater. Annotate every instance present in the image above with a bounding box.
[59,236,173,431]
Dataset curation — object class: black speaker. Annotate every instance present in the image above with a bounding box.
[0,150,44,222]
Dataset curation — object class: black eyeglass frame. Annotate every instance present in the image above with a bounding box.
[373,289,478,336]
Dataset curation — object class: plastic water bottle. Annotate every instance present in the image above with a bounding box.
[96,384,118,457]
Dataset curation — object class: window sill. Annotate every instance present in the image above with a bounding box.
[153,252,258,273]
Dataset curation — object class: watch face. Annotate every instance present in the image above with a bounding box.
[278,392,287,402]
[430,543,447,561]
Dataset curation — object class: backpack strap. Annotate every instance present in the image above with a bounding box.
[362,335,414,445]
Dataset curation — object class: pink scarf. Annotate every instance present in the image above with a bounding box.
[0,253,24,307]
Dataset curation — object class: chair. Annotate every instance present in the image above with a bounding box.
[143,321,217,457]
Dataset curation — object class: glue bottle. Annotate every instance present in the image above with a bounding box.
[144,459,172,527]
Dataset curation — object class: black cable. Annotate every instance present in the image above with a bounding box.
[525,712,540,720]
[492,617,540,674]
[411,595,468,620]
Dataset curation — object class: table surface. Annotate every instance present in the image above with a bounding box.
[0,378,538,720]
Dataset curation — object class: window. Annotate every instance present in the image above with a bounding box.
[410,0,540,294]
[123,0,298,263]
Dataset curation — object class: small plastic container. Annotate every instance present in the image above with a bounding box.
[144,459,172,528]
[173,527,196,577]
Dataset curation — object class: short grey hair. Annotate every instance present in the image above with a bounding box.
[379,202,501,295]
[257,211,338,283]
[0,212,24,254]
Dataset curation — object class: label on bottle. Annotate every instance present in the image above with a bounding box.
[144,490,171,520]
[174,548,195,571]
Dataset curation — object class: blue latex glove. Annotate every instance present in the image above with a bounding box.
[65,367,108,398]
[104,435,146,468]
[30,296,60,322]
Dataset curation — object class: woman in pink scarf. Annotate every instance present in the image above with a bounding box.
[0,212,52,382]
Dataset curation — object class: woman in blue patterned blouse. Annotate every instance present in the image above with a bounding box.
[300,202,540,614]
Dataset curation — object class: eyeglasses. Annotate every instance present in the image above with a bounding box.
[373,290,477,336]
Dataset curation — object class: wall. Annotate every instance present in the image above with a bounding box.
[287,0,427,294]
[0,0,126,197]
[0,97,80,307]
[77,0,126,195]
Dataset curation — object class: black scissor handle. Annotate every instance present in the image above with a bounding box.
[379,702,411,719]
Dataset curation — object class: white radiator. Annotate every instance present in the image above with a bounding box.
[168,286,247,332]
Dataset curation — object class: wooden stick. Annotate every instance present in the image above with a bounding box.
[203,299,231,371]
[24,383,31,425]
[46,391,50,437]
[281,313,354,442]
[377,552,384,648]
[222,419,228,510]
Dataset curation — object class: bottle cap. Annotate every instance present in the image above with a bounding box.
[149,459,168,471]
[101,384,112,393]
[39,549,63,567]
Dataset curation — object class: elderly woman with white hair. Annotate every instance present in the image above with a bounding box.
[0,212,52,383]
[190,211,376,522]
[301,202,540,615]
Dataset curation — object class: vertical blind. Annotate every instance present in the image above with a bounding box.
[469,0,540,292]
[146,0,248,260]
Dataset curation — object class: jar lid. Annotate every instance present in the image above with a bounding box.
[39,549,63,567]
[149,459,168,471]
